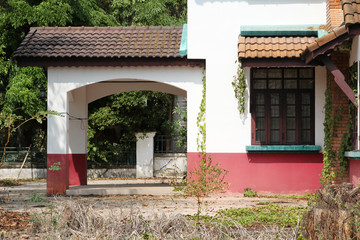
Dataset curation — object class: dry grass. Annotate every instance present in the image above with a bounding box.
[29,199,300,239]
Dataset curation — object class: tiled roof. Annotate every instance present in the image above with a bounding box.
[342,0,360,28]
[302,25,350,63]
[14,26,184,59]
[238,36,317,59]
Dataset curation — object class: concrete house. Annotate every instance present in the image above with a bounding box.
[14,0,360,195]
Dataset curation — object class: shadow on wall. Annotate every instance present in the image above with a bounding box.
[195,0,324,5]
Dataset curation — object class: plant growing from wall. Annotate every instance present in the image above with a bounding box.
[321,64,357,184]
[232,62,247,114]
[173,72,229,224]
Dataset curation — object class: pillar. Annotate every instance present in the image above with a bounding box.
[136,132,156,178]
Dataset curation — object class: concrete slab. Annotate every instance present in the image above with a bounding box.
[66,183,174,196]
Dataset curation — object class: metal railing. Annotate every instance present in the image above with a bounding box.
[154,135,186,153]
[0,147,46,167]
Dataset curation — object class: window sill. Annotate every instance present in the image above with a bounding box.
[246,145,322,153]
[345,151,360,160]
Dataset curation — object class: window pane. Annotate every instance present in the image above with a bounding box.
[284,69,297,78]
[271,130,280,142]
[271,118,279,129]
[301,93,311,104]
[271,93,279,104]
[254,80,266,89]
[302,118,311,129]
[256,130,265,142]
[287,106,296,117]
[300,79,314,89]
[302,106,310,117]
[299,68,313,78]
[256,106,264,117]
[271,106,279,117]
[256,117,265,129]
[287,118,296,129]
[287,130,296,142]
[301,130,311,142]
[268,69,282,78]
[256,93,265,104]
[287,93,296,105]
[284,79,297,89]
[253,69,267,78]
[269,80,282,89]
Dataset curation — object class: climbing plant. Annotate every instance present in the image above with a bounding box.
[232,62,247,114]
[321,64,356,184]
[173,71,229,223]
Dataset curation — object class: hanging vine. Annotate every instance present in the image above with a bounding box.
[321,64,356,185]
[197,72,206,155]
[232,62,247,115]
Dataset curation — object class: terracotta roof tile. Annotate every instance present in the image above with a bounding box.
[238,36,317,59]
[342,0,360,28]
[14,26,184,59]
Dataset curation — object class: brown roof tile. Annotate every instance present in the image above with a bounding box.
[14,26,184,59]
[342,0,360,28]
[238,36,316,59]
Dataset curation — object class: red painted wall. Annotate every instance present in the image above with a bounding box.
[349,160,360,187]
[68,154,87,186]
[47,154,69,195]
[187,152,323,195]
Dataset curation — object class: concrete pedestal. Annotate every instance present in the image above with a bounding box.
[136,132,156,178]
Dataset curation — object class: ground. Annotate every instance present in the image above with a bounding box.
[0,179,309,239]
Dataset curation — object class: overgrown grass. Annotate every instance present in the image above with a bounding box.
[216,202,306,228]
[259,193,315,200]
[0,179,21,187]
[29,200,301,239]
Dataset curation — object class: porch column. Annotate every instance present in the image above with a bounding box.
[136,132,156,178]
[68,87,88,186]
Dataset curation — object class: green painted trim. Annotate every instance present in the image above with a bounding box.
[345,151,360,160]
[179,24,187,57]
[239,25,323,37]
[246,145,322,153]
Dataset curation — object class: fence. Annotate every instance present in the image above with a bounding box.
[0,147,46,167]
[154,135,186,154]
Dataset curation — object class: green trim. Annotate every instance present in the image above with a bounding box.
[239,25,325,38]
[246,145,322,153]
[179,24,187,57]
[345,151,360,160]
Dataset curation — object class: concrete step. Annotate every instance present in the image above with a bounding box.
[66,183,175,196]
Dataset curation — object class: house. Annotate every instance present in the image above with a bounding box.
[14,0,360,195]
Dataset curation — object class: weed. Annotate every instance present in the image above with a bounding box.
[27,192,44,203]
[0,179,21,187]
[243,188,257,197]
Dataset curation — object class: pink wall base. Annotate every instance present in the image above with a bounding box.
[47,154,87,195]
[68,154,87,186]
[187,152,323,195]
[349,160,360,187]
[47,154,69,195]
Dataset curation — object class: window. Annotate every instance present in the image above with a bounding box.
[251,68,315,145]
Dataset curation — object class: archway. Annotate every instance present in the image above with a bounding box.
[46,66,203,195]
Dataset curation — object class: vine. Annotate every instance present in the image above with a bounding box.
[197,73,206,154]
[232,62,247,114]
[321,64,356,184]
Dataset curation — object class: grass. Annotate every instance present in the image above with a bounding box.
[26,200,301,239]
[0,179,21,187]
[259,193,315,200]
[216,202,306,228]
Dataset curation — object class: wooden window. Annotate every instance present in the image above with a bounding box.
[251,68,315,145]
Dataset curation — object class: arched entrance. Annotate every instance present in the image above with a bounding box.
[46,66,203,195]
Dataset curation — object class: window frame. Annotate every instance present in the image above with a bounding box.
[250,67,315,145]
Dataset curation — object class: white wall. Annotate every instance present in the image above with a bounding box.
[47,66,204,155]
[187,0,327,152]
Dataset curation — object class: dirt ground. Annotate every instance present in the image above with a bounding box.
[0,180,309,239]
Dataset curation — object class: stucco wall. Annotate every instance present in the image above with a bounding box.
[187,0,327,153]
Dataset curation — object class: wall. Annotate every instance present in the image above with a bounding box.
[188,0,327,153]
[186,0,327,193]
